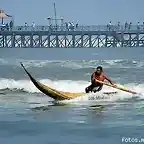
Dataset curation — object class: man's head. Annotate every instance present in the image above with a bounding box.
[95,66,103,75]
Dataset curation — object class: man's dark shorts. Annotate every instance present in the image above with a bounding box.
[85,83,103,93]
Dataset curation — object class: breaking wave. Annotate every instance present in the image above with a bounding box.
[0,78,144,105]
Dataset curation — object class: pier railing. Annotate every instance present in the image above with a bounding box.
[1,25,144,32]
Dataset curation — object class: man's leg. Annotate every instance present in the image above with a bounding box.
[92,84,103,93]
[85,84,93,93]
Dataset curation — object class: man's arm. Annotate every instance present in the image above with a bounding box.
[91,73,96,83]
[105,75,114,85]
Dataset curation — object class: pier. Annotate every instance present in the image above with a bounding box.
[0,25,144,48]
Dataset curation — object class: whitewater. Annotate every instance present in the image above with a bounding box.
[0,58,144,107]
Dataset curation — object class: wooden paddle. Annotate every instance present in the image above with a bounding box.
[95,79,137,94]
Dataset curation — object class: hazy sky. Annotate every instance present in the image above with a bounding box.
[1,0,144,25]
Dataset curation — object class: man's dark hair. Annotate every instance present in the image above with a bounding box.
[96,66,103,71]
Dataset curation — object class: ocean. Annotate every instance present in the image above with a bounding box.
[0,48,144,144]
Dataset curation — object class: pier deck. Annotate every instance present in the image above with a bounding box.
[0,25,144,48]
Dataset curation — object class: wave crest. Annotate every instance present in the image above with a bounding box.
[0,59,144,69]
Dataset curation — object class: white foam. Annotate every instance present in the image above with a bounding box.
[1,59,144,69]
[0,78,144,106]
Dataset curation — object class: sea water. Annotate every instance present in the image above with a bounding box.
[0,48,144,144]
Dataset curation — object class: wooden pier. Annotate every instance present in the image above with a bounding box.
[0,25,144,48]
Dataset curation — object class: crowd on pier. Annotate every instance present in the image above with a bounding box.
[22,21,78,31]
[0,20,14,31]
[107,21,143,31]
[1,20,144,31]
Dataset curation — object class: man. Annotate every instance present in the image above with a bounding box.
[85,66,114,93]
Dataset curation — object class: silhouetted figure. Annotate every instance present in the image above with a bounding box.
[9,20,13,30]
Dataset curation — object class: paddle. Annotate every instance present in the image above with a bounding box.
[95,79,137,94]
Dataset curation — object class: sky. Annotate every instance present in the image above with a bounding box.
[1,0,144,25]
